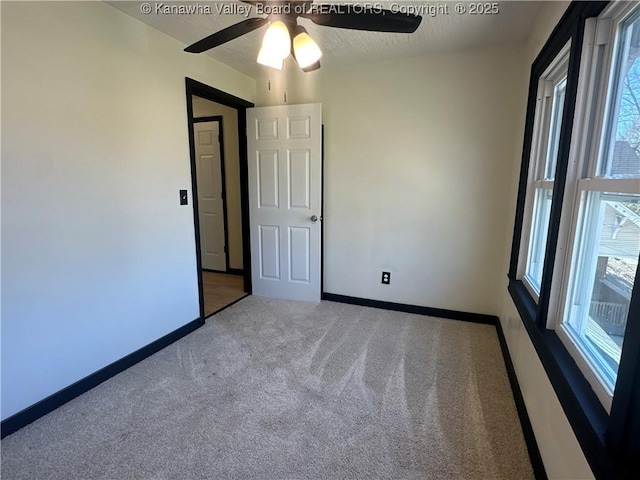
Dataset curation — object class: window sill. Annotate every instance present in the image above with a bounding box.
[508,278,617,479]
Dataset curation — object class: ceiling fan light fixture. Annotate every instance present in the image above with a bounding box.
[292,27,322,69]
[257,20,291,68]
[184,4,423,73]
[257,46,284,70]
[301,60,321,73]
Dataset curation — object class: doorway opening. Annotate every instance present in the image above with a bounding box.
[185,78,254,318]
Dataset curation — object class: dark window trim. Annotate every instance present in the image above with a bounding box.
[508,1,640,478]
[607,263,640,473]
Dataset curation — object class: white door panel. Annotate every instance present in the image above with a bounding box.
[248,103,322,302]
[288,150,311,208]
[259,225,280,279]
[257,150,279,208]
[195,121,227,271]
[289,226,311,282]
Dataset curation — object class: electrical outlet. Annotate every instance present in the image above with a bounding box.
[381,271,390,284]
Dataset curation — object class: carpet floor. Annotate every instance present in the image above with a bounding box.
[1,296,533,479]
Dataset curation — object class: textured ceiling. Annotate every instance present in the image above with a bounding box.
[107,1,543,78]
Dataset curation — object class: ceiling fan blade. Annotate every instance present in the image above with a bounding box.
[184,17,269,53]
[300,7,421,33]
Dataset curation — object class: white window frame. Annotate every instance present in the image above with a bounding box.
[552,2,640,412]
[518,41,572,301]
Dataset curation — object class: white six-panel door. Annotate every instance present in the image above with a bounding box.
[195,121,227,272]
[247,104,322,302]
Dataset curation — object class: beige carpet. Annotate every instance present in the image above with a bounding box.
[1,296,533,479]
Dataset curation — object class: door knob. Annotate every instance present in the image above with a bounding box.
[310,215,318,223]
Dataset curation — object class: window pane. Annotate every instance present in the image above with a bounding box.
[525,188,553,292]
[545,79,567,180]
[523,73,567,295]
[603,14,640,178]
[565,193,640,390]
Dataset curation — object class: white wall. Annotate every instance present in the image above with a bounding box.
[256,57,322,107]
[319,45,527,315]
[192,96,243,270]
[497,2,595,479]
[0,1,255,420]
[256,45,528,319]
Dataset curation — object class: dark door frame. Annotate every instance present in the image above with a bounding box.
[185,78,254,319]
[192,115,232,274]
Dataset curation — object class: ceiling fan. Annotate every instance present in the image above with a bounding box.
[184,0,422,72]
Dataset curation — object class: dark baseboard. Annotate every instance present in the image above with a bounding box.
[495,318,548,480]
[2,292,548,479]
[1,317,204,439]
[321,292,497,325]
[322,291,547,478]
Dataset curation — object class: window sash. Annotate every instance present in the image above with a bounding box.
[519,44,571,298]
[597,7,640,179]
[524,187,554,294]
[545,79,568,180]
[506,1,640,477]
[554,3,640,409]
[557,188,639,410]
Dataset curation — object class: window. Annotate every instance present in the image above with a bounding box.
[508,2,640,478]
[520,45,571,296]
[558,3,640,411]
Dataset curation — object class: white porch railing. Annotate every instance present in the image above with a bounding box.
[589,301,629,336]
